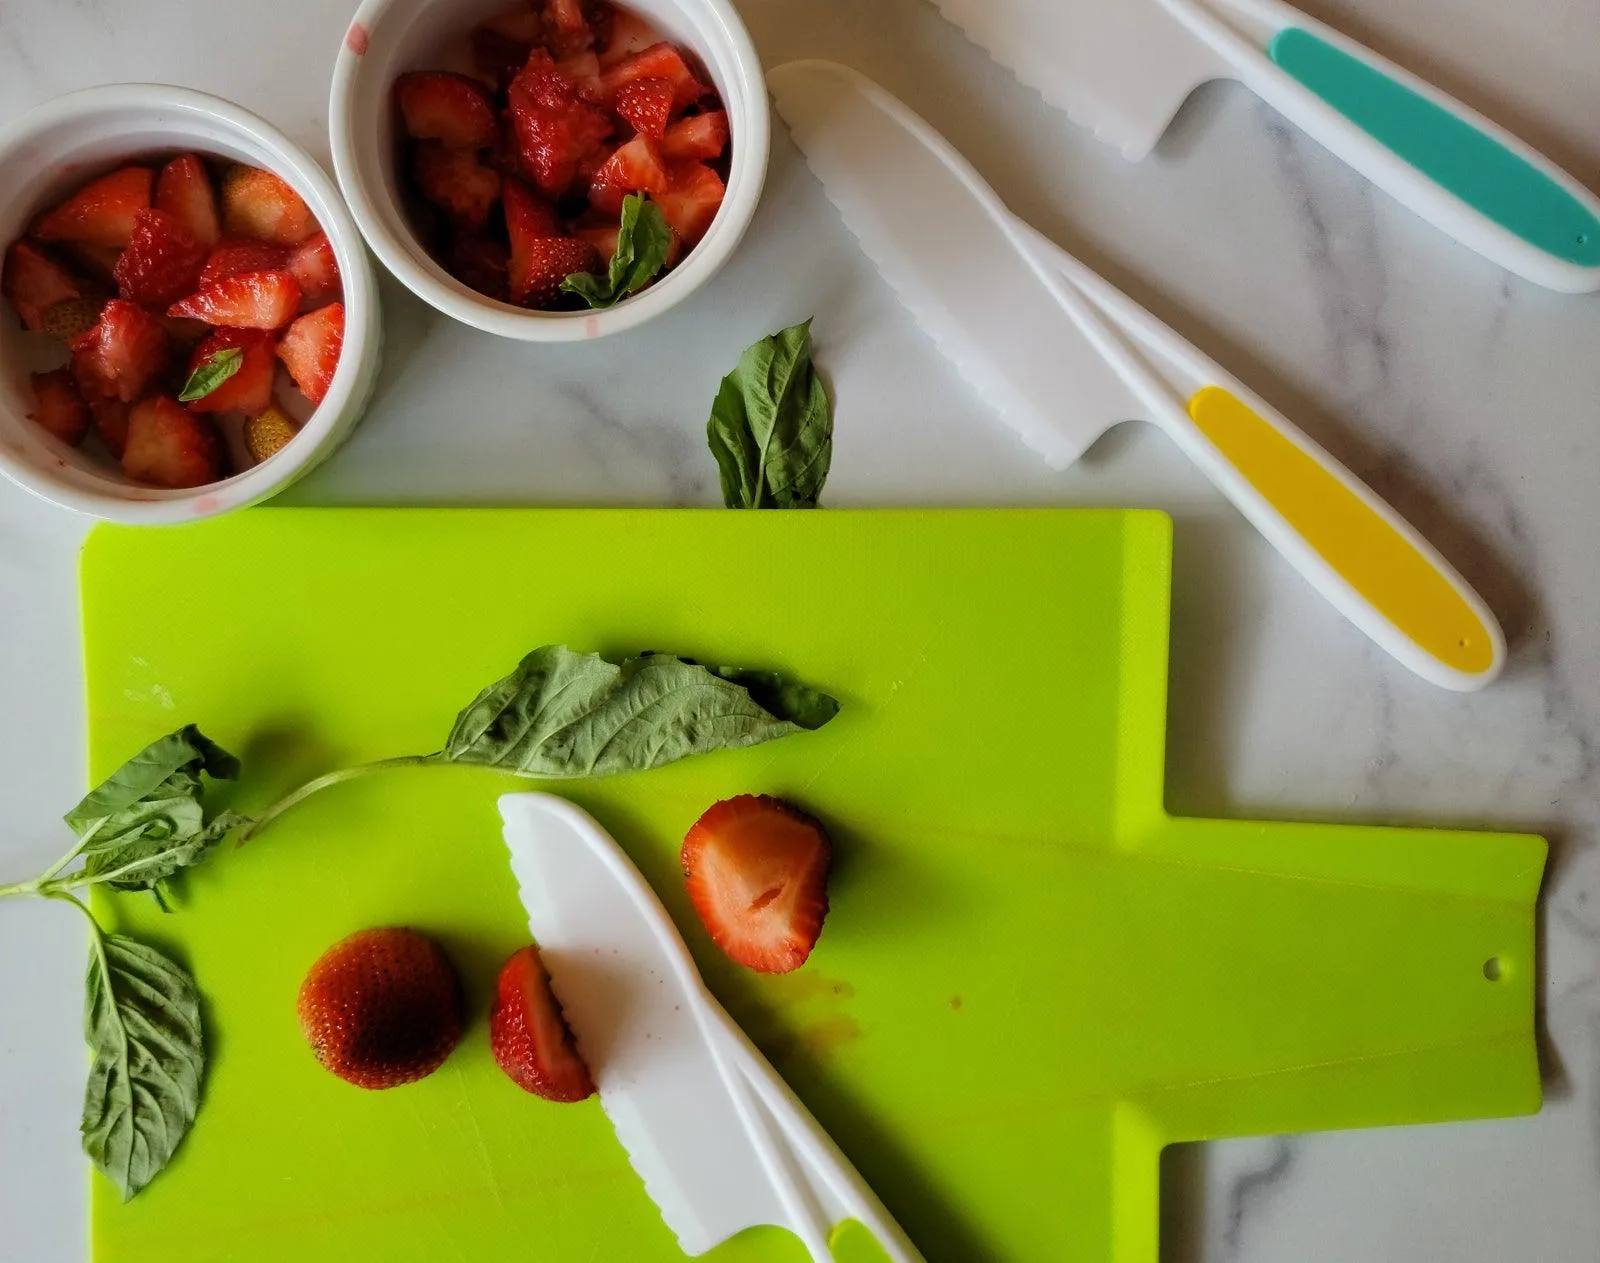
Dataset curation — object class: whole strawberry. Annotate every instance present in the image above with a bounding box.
[297,927,464,1090]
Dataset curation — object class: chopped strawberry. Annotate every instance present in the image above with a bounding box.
[612,77,673,138]
[573,222,619,264]
[162,315,213,347]
[32,166,153,249]
[682,795,832,974]
[508,49,613,197]
[27,370,91,446]
[113,208,207,308]
[489,945,595,1103]
[244,400,300,464]
[154,154,221,248]
[200,239,291,288]
[541,0,594,56]
[587,135,668,215]
[597,43,707,113]
[122,395,224,488]
[221,165,317,245]
[472,26,534,90]
[277,303,344,404]
[88,397,130,458]
[595,4,655,67]
[38,297,105,344]
[655,161,725,244]
[505,179,596,307]
[503,177,562,238]
[185,327,277,416]
[447,232,510,301]
[287,231,341,307]
[69,299,170,403]
[412,141,502,232]
[395,72,499,149]
[3,241,84,331]
[168,269,302,330]
[63,242,124,283]
[660,110,729,162]
[298,928,464,1090]
[557,50,603,99]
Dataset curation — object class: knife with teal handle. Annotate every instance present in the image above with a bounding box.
[931,0,1600,292]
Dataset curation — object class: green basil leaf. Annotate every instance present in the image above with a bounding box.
[707,319,833,509]
[66,726,240,835]
[443,646,838,776]
[707,666,841,731]
[83,809,252,892]
[176,347,244,403]
[82,933,204,1200]
[560,195,673,309]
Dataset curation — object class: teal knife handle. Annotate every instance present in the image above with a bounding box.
[1265,26,1600,291]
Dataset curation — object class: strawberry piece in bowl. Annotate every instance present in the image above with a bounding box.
[27,369,92,446]
[395,72,499,150]
[154,154,222,249]
[277,303,345,404]
[508,48,614,199]
[121,395,225,488]
[3,242,85,332]
[32,166,153,249]
[69,299,171,404]
[169,269,302,330]
[184,328,278,417]
[222,165,317,245]
[113,208,207,308]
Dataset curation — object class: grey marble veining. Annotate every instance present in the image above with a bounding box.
[1,0,1598,1258]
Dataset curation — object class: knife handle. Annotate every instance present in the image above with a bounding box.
[1162,0,1600,293]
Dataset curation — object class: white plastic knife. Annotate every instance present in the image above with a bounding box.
[499,793,923,1262]
[929,0,1600,292]
[768,59,1504,692]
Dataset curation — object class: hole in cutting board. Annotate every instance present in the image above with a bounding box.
[1482,957,1505,982]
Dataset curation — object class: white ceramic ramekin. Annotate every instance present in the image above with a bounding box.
[0,84,382,524]
[329,0,769,342]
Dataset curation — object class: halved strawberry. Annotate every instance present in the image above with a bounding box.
[511,234,597,309]
[3,241,84,331]
[88,396,130,458]
[612,77,673,139]
[122,395,224,488]
[298,928,464,1091]
[185,327,277,416]
[587,135,668,215]
[27,369,91,446]
[277,302,344,405]
[287,231,341,308]
[655,161,725,245]
[221,165,317,245]
[682,795,832,974]
[489,945,595,1103]
[200,239,291,288]
[69,299,170,403]
[113,208,207,308]
[660,110,729,162]
[597,43,707,113]
[595,4,655,67]
[447,231,511,301]
[508,48,614,197]
[168,269,302,330]
[32,166,153,249]
[395,72,499,150]
[155,154,221,248]
[411,141,502,232]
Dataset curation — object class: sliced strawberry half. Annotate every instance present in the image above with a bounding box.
[200,239,291,288]
[3,241,84,331]
[682,795,832,975]
[655,161,725,245]
[411,141,502,232]
[277,302,344,405]
[660,110,729,162]
[597,42,707,113]
[69,299,170,404]
[587,135,668,216]
[612,76,674,139]
[185,327,277,416]
[508,48,614,198]
[155,154,222,248]
[395,72,499,149]
[113,208,207,308]
[169,269,302,330]
[221,165,317,245]
[489,945,595,1103]
[32,166,153,249]
[122,395,224,488]
[27,369,91,446]
[287,231,341,308]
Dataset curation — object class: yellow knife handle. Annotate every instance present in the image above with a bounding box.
[1182,385,1503,690]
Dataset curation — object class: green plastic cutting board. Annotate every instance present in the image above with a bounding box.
[80,509,1543,1263]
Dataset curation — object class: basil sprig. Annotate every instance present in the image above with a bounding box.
[561,194,673,309]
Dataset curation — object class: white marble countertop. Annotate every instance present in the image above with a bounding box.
[2,0,1597,1258]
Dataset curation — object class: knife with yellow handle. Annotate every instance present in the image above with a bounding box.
[769,59,1504,692]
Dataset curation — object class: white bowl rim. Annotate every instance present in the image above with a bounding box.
[328,0,770,343]
[0,82,381,525]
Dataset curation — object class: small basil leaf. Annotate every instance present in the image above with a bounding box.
[707,319,833,509]
[443,646,838,777]
[176,347,243,403]
[82,934,204,1200]
[560,195,672,309]
[65,726,240,836]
